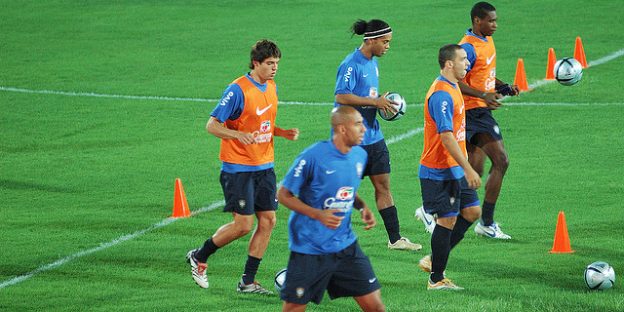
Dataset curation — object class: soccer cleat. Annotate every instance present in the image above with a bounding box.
[186,249,209,289]
[427,278,464,291]
[474,222,512,239]
[414,206,436,234]
[388,237,422,251]
[418,255,432,273]
[237,280,274,295]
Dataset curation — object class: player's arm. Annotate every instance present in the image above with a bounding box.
[206,84,255,144]
[277,187,344,229]
[458,81,502,109]
[274,127,299,141]
[439,132,481,189]
[206,117,254,144]
[354,194,376,230]
[335,93,396,114]
[495,78,520,96]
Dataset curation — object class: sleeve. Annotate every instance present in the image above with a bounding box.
[282,148,315,196]
[460,43,477,73]
[427,91,455,133]
[210,84,244,122]
[334,62,358,95]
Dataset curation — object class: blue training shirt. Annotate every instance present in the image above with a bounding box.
[210,73,276,173]
[418,76,465,180]
[334,48,383,145]
[282,140,367,255]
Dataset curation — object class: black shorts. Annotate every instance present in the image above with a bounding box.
[219,168,277,215]
[466,107,503,145]
[280,241,381,305]
[420,177,480,218]
[361,139,391,176]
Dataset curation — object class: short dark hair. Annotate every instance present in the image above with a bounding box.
[471,2,496,22]
[438,44,463,69]
[249,39,281,69]
[351,19,390,38]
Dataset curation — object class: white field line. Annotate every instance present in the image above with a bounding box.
[1,48,622,290]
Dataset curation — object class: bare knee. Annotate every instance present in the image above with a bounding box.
[258,213,277,231]
[233,219,254,237]
[492,152,510,172]
[461,207,481,223]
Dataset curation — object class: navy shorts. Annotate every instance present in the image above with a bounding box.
[361,139,391,176]
[280,241,381,305]
[420,177,480,218]
[219,168,277,215]
[466,108,503,145]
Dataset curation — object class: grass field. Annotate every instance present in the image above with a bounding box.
[1,1,623,311]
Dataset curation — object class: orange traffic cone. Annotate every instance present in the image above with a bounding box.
[513,58,529,92]
[550,211,574,253]
[574,36,588,68]
[172,178,191,218]
[545,48,557,80]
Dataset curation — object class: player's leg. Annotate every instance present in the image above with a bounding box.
[354,289,385,312]
[450,182,481,249]
[466,141,487,177]
[238,169,278,294]
[281,252,332,308]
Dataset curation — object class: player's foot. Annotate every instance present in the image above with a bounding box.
[414,206,436,234]
[186,249,209,289]
[388,237,422,251]
[427,278,463,291]
[237,280,274,295]
[474,222,512,239]
[418,255,432,273]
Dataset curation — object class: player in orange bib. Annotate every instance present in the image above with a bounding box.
[186,40,299,294]
[417,44,481,290]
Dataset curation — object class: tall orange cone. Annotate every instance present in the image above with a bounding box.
[574,36,588,68]
[513,58,530,92]
[172,178,191,218]
[545,48,557,80]
[550,211,574,253]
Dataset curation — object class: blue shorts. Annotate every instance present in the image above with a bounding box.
[280,241,381,305]
[361,139,391,176]
[219,168,277,215]
[466,107,503,145]
[420,177,480,218]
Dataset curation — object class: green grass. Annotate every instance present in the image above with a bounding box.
[1,1,623,311]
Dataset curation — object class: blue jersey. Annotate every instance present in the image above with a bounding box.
[334,49,383,145]
[210,73,276,173]
[282,140,367,255]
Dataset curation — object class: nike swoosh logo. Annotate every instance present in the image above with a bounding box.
[363,74,369,77]
[368,278,377,283]
[256,104,273,115]
[486,53,496,65]
[326,170,336,174]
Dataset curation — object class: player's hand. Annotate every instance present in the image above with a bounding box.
[236,132,255,145]
[465,167,481,189]
[281,128,299,141]
[495,83,520,97]
[360,207,376,230]
[316,209,344,229]
[374,92,397,116]
[510,84,521,96]
[483,92,503,109]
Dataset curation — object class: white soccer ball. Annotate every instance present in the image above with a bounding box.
[378,92,406,121]
[274,268,287,292]
[554,57,583,86]
[584,261,616,290]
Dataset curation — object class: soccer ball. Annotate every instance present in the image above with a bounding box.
[378,92,406,121]
[274,268,287,292]
[584,261,616,290]
[554,57,583,86]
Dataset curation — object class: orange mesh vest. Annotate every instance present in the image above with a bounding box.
[420,78,466,169]
[219,76,278,166]
[459,34,496,110]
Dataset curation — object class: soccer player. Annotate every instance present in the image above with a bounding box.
[186,39,299,294]
[278,105,385,312]
[416,2,519,239]
[417,44,482,290]
[334,18,421,251]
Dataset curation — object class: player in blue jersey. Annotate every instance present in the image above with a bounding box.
[334,18,421,251]
[278,106,385,311]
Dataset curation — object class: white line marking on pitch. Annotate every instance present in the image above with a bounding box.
[1,48,622,290]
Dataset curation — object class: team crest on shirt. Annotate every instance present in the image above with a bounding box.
[238,199,246,209]
[252,120,273,143]
[369,87,378,98]
[356,162,364,178]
